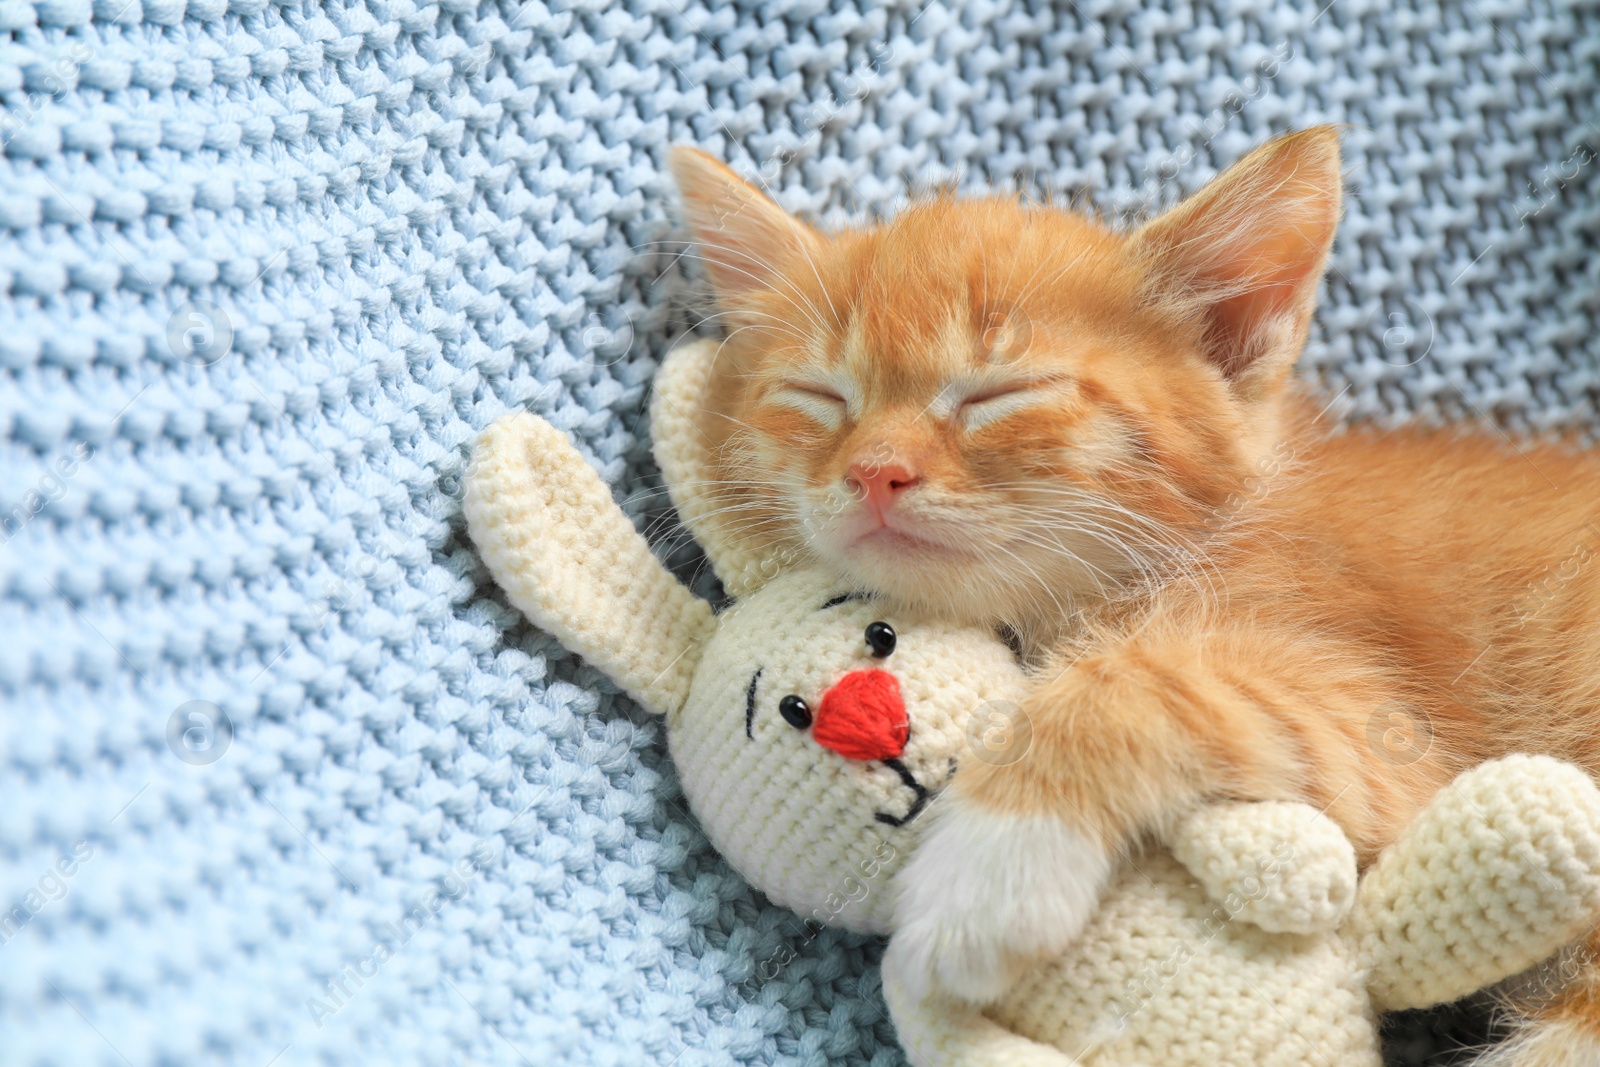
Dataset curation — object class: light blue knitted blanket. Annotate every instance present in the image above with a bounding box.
[0,0,1595,1064]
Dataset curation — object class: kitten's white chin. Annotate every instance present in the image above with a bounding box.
[826,539,1023,627]
[850,524,971,558]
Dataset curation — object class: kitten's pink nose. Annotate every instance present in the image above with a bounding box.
[845,460,920,515]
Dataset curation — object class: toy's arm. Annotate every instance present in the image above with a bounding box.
[1352,754,1600,1012]
[1166,800,1357,935]
[463,413,716,717]
[651,338,791,597]
[881,939,1111,1067]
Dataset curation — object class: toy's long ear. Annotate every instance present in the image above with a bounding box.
[1353,754,1600,1013]
[651,337,786,597]
[464,413,717,716]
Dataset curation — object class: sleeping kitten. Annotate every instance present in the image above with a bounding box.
[668,130,1600,1059]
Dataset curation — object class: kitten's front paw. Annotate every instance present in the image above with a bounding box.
[890,798,1113,1005]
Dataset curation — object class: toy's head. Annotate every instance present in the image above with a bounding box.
[671,569,1023,931]
[463,341,1028,934]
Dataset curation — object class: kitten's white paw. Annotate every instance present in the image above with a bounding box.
[890,799,1113,1005]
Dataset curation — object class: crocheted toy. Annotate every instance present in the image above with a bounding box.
[463,339,1600,1066]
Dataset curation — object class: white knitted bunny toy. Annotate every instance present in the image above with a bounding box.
[462,338,1600,1067]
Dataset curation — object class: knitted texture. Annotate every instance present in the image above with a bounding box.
[914,851,1380,1067]
[463,411,716,717]
[812,670,909,763]
[1,1,1597,1066]
[1168,799,1356,936]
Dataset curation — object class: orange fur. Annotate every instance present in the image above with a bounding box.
[669,132,1600,1019]
[1482,930,1600,1066]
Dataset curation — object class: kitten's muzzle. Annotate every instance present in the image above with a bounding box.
[844,459,920,521]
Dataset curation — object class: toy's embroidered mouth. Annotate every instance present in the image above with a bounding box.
[875,758,945,827]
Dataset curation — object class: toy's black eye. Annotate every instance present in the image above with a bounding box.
[779,695,812,729]
[865,621,896,658]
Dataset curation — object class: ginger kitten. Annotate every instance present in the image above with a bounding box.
[668,130,1600,1063]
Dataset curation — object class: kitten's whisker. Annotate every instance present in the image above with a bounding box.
[998,525,1131,593]
[975,493,1228,608]
[983,488,1214,574]
[959,534,1078,628]
[671,247,836,338]
[987,499,1196,570]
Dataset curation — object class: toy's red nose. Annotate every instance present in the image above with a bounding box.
[813,669,908,762]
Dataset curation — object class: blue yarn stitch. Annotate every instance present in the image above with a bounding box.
[0,1,1596,1065]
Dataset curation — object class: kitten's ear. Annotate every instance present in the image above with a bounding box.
[1132,127,1343,402]
[668,146,822,305]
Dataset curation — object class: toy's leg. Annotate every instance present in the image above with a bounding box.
[882,938,1149,1067]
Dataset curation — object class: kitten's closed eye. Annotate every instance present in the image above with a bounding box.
[954,386,1032,429]
[943,378,1061,430]
[784,382,847,404]
[961,384,1031,405]
[775,380,851,429]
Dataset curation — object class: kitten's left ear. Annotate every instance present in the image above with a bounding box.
[1132,127,1343,403]
[668,146,823,308]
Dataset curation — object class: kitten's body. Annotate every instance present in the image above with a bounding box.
[1014,409,1600,857]
[669,132,1600,1063]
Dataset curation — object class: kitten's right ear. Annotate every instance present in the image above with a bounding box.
[1132,127,1343,405]
[668,146,822,305]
